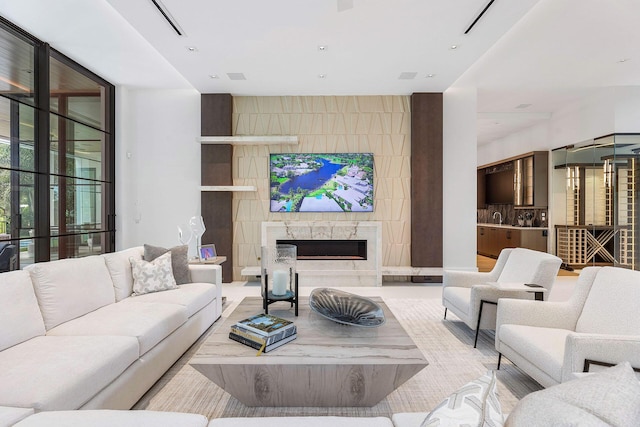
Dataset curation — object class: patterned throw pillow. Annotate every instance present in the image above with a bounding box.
[421,370,504,427]
[130,251,178,296]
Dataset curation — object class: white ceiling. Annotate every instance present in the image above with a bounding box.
[1,0,639,146]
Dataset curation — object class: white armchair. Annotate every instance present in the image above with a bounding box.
[496,266,640,388]
[442,248,562,347]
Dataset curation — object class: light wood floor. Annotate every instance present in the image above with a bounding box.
[477,254,578,276]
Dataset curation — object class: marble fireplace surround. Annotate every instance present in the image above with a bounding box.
[262,221,382,286]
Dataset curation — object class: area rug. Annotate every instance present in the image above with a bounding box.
[133,297,542,418]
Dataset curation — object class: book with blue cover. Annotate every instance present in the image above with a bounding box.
[235,313,294,337]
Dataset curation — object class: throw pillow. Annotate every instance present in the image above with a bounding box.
[144,243,190,284]
[420,370,504,427]
[505,362,640,427]
[130,252,178,296]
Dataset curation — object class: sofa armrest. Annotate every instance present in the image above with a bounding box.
[189,264,222,296]
[562,333,640,382]
[496,299,578,330]
[442,270,498,289]
[189,264,222,285]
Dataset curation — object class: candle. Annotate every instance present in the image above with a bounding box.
[272,269,288,296]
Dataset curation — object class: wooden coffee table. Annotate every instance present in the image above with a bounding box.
[190,296,428,407]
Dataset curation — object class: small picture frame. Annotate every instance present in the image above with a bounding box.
[199,244,217,260]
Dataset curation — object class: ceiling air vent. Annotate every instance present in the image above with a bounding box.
[150,0,185,36]
[227,73,247,81]
[398,72,417,80]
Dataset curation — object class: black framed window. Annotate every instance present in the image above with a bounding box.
[0,16,115,269]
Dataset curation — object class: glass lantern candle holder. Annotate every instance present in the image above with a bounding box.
[261,244,298,316]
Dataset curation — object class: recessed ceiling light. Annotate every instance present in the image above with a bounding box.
[186,46,198,52]
[318,45,328,52]
[209,74,219,79]
[426,74,435,78]
[515,103,532,109]
[618,58,631,63]
[450,45,459,50]
[318,74,327,79]
[398,72,417,80]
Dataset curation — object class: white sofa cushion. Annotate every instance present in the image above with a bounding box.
[497,248,543,283]
[505,362,640,427]
[391,412,430,427]
[208,416,394,427]
[0,406,34,427]
[47,301,188,355]
[26,256,116,330]
[14,410,208,427]
[0,270,45,351]
[0,335,139,411]
[103,247,143,302]
[123,283,217,318]
[575,267,640,335]
[498,325,570,384]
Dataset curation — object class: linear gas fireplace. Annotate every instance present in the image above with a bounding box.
[262,221,382,286]
[277,239,367,261]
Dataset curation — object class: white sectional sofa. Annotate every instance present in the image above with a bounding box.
[0,246,222,416]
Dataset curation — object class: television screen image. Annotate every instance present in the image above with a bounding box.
[270,153,374,213]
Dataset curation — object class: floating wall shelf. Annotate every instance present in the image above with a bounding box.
[200,186,257,192]
[198,136,298,145]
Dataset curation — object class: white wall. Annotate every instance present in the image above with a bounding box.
[115,87,201,255]
[614,86,640,132]
[478,88,620,166]
[443,87,478,271]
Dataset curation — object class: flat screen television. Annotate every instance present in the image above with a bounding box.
[270,153,374,212]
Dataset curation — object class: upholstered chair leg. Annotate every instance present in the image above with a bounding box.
[497,353,502,370]
[444,308,447,319]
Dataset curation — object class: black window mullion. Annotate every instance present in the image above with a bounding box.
[34,42,50,262]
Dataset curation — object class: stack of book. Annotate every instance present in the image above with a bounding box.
[229,313,297,354]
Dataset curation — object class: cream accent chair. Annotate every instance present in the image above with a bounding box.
[496,266,640,388]
[442,248,562,346]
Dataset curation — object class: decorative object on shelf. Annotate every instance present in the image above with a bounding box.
[524,211,533,227]
[309,288,386,327]
[177,223,192,245]
[199,244,216,260]
[189,216,206,261]
[261,244,298,316]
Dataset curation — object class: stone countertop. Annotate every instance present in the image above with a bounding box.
[477,223,548,231]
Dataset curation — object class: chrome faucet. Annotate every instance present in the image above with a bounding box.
[492,211,503,226]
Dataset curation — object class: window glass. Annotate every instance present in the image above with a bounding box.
[50,113,104,180]
[50,56,105,130]
[0,28,35,106]
[0,98,36,171]
[50,175,104,236]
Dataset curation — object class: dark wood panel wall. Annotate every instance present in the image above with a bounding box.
[201,94,233,283]
[411,93,443,278]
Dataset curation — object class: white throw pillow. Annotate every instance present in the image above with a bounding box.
[505,362,640,427]
[420,370,504,427]
[130,252,178,296]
